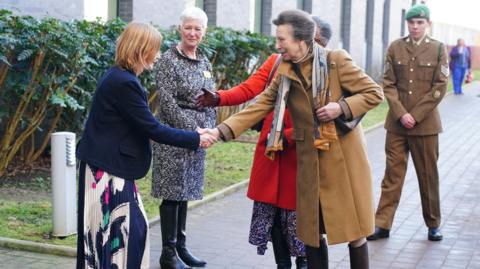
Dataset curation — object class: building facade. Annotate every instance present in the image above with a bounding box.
[130,0,412,80]
[0,0,84,21]
[3,0,479,78]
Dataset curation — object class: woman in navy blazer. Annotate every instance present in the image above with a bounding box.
[75,22,216,269]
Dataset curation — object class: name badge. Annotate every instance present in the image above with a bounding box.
[203,71,212,78]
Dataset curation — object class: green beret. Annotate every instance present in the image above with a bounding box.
[405,4,430,20]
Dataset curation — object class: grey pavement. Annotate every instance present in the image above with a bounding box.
[2,81,480,268]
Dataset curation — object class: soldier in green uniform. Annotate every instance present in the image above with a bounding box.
[367,4,448,242]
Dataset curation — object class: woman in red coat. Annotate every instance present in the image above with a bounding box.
[196,17,332,269]
[198,53,306,269]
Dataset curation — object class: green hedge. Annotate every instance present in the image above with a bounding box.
[0,10,275,177]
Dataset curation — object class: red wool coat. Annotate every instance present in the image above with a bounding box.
[218,54,297,210]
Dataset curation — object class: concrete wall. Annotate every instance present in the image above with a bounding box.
[388,0,410,42]
[433,22,480,70]
[17,0,469,76]
[270,0,297,35]
[132,0,191,28]
[311,0,341,50]
[431,22,480,47]
[348,0,367,68]
[216,0,253,31]
[0,0,84,21]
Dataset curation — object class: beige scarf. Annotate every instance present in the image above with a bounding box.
[265,43,337,160]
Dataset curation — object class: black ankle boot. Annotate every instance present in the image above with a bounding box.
[159,202,191,269]
[348,242,369,269]
[176,201,206,267]
[272,210,292,269]
[320,237,329,268]
[306,238,329,269]
[295,256,307,269]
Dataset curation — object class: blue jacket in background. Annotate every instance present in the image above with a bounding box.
[76,66,200,180]
[449,46,471,71]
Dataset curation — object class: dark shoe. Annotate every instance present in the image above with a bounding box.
[176,201,206,267]
[159,202,191,269]
[349,242,369,269]
[366,227,390,241]
[428,227,443,241]
[160,246,190,269]
[271,210,292,268]
[295,256,307,269]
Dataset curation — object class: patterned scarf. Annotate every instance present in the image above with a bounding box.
[265,43,337,160]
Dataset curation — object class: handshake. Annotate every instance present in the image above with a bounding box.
[196,127,221,148]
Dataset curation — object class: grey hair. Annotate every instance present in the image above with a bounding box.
[272,9,315,45]
[180,6,208,29]
[311,16,332,46]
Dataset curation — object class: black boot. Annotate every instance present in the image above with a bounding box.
[159,202,191,269]
[305,237,329,269]
[349,242,369,269]
[271,210,292,269]
[295,256,307,269]
[176,201,207,267]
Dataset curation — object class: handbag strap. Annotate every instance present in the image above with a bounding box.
[437,43,443,63]
[264,54,283,90]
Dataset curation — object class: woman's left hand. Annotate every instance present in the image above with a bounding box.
[316,102,342,122]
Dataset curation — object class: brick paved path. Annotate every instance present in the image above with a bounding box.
[2,82,480,268]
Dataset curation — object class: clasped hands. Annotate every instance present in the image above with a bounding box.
[400,113,416,129]
[196,127,221,148]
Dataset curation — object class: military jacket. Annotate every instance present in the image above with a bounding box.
[383,35,448,135]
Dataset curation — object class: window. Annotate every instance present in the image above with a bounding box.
[117,0,132,22]
[340,0,352,51]
[196,0,204,9]
[298,0,312,12]
[401,9,406,36]
[382,0,391,68]
[365,0,375,74]
[254,0,272,35]
[204,0,217,26]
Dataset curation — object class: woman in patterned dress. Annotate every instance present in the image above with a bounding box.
[76,22,216,269]
[151,7,216,269]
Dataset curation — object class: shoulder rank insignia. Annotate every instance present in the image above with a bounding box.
[441,65,449,77]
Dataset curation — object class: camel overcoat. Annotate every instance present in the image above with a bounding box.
[218,49,383,246]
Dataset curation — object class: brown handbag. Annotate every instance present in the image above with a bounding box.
[465,72,474,84]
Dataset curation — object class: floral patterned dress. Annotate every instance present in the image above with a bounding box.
[151,45,216,201]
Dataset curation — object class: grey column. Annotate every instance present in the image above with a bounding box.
[118,0,132,22]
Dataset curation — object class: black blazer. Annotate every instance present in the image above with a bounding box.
[77,66,200,179]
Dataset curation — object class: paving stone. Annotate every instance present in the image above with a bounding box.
[2,82,480,268]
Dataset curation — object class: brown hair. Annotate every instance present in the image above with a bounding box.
[115,22,162,71]
[272,10,315,46]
